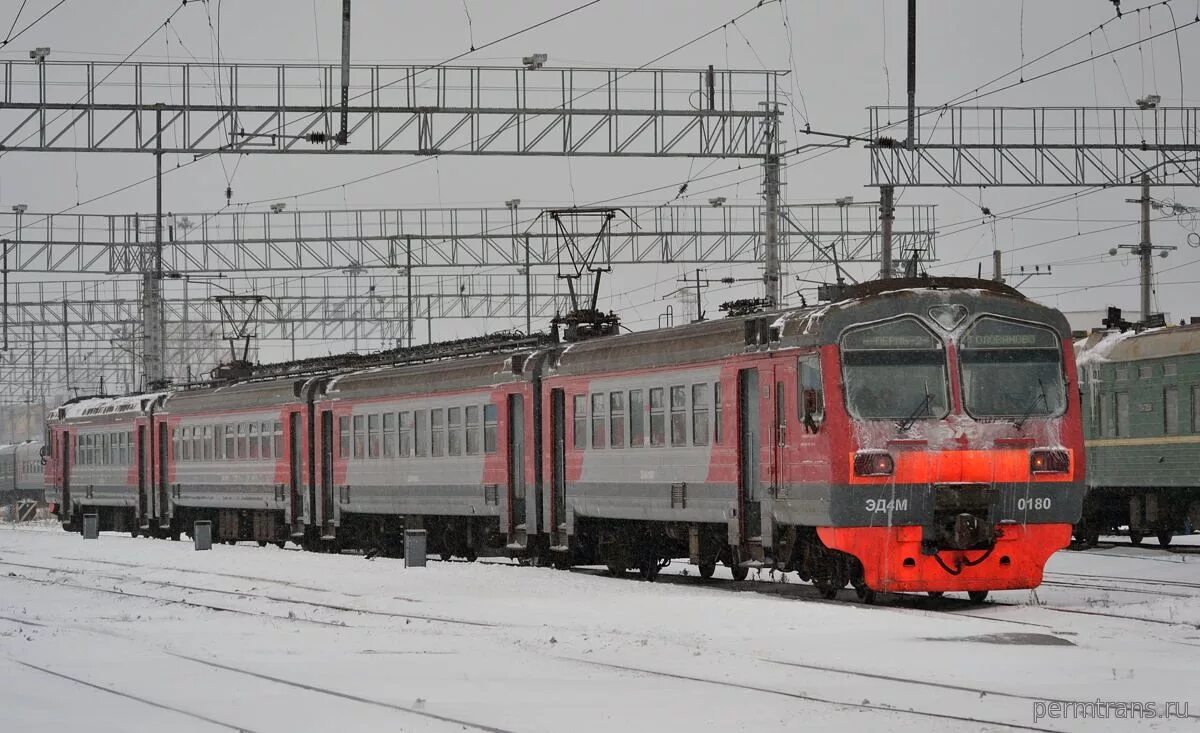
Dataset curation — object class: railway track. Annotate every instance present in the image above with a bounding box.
[168,651,519,733]
[761,657,1200,722]
[563,657,1069,733]
[13,660,267,733]
[0,558,492,629]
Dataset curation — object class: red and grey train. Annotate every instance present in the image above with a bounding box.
[44,278,1084,601]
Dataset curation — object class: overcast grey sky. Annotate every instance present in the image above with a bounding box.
[2,0,1198,368]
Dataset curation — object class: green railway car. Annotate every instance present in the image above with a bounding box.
[1077,324,1200,546]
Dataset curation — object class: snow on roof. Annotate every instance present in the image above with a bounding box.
[58,392,169,420]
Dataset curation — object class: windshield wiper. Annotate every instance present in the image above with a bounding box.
[1013,378,1049,431]
[896,381,933,432]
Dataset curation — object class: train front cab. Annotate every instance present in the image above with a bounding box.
[794,294,1085,598]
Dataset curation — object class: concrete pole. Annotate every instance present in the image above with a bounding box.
[143,105,167,388]
[763,108,783,305]
[880,186,895,278]
[993,249,1003,282]
[906,0,917,149]
[1138,173,1153,320]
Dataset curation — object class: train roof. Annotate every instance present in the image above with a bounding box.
[0,440,39,457]
[1076,322,1200,366]
[325,349,546,401]
[52,393,169,424]
[159,377,314,416]
[553,278,1062,376]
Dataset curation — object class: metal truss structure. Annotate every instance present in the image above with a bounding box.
[0,61,783,157]
[0,202,937,273]
[3,274,572,338]
[868,106,1200,187]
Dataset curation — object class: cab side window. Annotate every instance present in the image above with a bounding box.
[798,354,825,433]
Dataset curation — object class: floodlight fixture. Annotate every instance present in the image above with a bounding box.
[522,53,548,70]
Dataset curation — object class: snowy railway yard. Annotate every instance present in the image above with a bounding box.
[0,525,1196,733]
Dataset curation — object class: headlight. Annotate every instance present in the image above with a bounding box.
[1030,449,1070,474]
[854,451,894,477]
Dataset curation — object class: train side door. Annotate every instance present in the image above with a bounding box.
[136,424,148,525]
[320,410,334,536]
[550,388,566,541]
[288,411,303,534]
[60,430,72,519]
[736,368,761,546]
[157,423,169,527]
[507,394,526,541]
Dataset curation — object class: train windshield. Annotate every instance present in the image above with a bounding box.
[841,318,950,421]
[959,317,1066,419]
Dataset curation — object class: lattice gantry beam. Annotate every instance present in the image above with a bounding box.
[868,106,1200,187]
[0,202,936,273]
[1,274,572,333]
[0,61,783,157]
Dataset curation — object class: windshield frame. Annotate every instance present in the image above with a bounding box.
[839,316,951,422]
[956,315,1067,421]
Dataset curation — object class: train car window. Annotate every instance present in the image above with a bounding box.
[257,422,269,459]
[483,404,498,453]
[1139,365,1154,379]
[573,395,588,450]
[415,411,429,457]
[236,423,247,459]
[431,409,445,457]
[183,428,194,461]
[797,355,824,432]
[713,383,722,444]
[609,392,626,448]
[400,412,415,457]
[337,417,350,459]
[448,407,463,456]
[1164,363,1178,377]
[670,386,687,447]
[1115,393,1130,437]
[352,415,366,459]
[629,390,645,447]
[691,384,709,446]
[649,388,665,446]
[201,426,212,461]
[1164,387,1179,435]
[591,394,607,449]
[368,414,382,459]
[273,421,283,458]
[1193,386,1200,433]
[841,317,949,421]
[465,406,480,455]
[383,413,397,458]
[192,428,203,462]
[249,423,260,460]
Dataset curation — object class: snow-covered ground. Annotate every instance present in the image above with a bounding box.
[1,524,1197,732]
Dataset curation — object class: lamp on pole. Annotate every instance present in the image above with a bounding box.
[506,198,531,334]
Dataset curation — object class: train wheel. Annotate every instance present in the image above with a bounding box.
[1157,531,1173,548]
[698,561,716,579]
[257,540,268,548]
[275,541,286,549]
[638,557,661,582]
[463,547,479,563]
[927,591,944,599]
[815,581,839,600]
[1129,531,1145,546]
[968,590,989,603]
[729,564,749,581]
[853,583,876,605]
